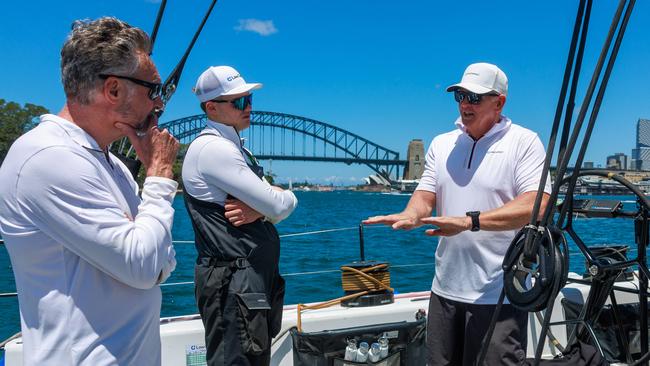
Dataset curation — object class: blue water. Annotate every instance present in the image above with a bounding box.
[0,191,644,350]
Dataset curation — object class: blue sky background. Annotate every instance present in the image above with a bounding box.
[1,1,649,184]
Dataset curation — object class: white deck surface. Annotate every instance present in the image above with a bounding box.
[2,274,643,365]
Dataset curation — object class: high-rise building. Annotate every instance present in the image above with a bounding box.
[637,119,650,147]
[633,119,650,170]
[606,153,628,170]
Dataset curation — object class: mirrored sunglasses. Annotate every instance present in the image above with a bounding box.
[453,90,497,105]
[212,94,253,111]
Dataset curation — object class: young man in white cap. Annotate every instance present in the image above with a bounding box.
[182,65,297,365]
[365,62,551,365]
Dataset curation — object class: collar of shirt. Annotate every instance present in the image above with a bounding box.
[454,115,512,140]
[205,119,242,148]
[203,120,260,168]
[41,114,104,153]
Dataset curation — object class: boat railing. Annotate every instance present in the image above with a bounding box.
[0,227,436,298]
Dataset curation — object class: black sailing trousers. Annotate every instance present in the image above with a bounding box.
[195,263,271,366]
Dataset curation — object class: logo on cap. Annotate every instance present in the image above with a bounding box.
[227,74,241,82]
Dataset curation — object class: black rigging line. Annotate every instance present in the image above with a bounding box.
[524,0,590,256]
[477,0,638,364]
[558,0,636,227]
[149,0,168,55]
[544,0,592,225]
[160,0,219,109]
[113,0,218,178]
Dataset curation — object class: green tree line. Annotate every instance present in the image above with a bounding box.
[0,99,49,165]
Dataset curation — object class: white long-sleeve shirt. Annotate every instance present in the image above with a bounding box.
[0,114,177,365]
[182,119,297,223]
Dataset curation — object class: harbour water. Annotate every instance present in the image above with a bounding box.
[0,191,642,349]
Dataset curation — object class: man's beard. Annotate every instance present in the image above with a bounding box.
[117,101,156,135]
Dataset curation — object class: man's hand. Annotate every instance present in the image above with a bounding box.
[116,113,179,179]
[363,213,421,230]
[420,216,471,237]
[364,191,435,231]
[224,198,264,227]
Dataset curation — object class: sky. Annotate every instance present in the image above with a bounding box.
[1,0,649,185]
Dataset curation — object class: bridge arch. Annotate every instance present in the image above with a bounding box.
[115,111,406,179]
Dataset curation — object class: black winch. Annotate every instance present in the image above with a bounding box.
[340,224,394,307]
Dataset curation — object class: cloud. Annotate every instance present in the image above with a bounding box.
[234,19,278,36]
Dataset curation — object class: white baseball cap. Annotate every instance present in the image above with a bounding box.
[193,66,262,102]
[446,62,508,96]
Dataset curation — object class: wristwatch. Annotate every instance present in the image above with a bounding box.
[466,211,480,232]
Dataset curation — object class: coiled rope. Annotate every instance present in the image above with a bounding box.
[340,263,391,292]
[296,263,393,331]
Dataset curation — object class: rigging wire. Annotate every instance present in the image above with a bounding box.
[557,0,638,227]
[479,1,639,364]
[148,0,167,54]
[159,0,218,108]
[166,224,386,243]
[121,0,218,160]
[0,224,430,298]
[0,226,390,246]
[0,263,437,297]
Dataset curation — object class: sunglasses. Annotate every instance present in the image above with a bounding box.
[211,94,253,111]
[453,90,498,105]
[99,74,164,101]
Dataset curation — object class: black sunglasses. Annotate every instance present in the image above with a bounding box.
[99,74,164,101]
[211,94,253,111]
[453,90,498,105]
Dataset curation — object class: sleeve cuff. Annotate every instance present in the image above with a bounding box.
[144,176,179,189]
[143,177,179,200]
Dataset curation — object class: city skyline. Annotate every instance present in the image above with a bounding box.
[595,118,650,172]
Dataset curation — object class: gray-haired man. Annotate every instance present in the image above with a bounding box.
[0,17,179,365]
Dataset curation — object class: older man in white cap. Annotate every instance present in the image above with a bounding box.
[365,62,550,365]
[182,65,297,365]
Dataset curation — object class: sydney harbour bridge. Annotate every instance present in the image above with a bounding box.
[115,111,409,180]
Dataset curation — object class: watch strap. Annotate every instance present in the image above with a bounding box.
[466,211,480,231]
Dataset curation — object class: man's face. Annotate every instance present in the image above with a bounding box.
[206,92,253,131]
[456,89,504,128]
[115,53,163,133]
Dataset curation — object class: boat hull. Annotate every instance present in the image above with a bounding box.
[2,274,642,365]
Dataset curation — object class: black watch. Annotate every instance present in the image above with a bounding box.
[466,211,480,232]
